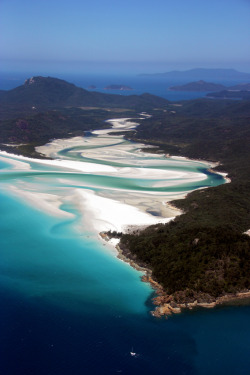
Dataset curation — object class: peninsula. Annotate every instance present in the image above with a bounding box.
[116,97,250,316]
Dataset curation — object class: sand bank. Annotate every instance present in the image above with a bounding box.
[75,189,174,233]
[7,185,74,219]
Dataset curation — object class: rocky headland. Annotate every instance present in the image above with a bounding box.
[100,229,250,318]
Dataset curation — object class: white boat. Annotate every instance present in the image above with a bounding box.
[130,347,137,357]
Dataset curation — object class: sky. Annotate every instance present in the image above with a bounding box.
[0,0,250,74]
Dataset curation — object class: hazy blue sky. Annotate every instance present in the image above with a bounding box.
[1,0,250,73]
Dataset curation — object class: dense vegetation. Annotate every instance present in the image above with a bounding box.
[120,98,250,300]
[121,226,250,298]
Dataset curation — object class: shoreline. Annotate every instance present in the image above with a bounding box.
[150,287,250,318]
[101,231,250,318]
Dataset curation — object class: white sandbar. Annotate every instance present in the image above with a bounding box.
[76,189,173,233]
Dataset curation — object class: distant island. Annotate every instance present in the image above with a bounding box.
[104,84,133,91]
[139,68,250,81]
[169,80,250,99]
[229,83,250,90]
[88,85,96,90]
[207,90,250,100]
[205,82,250,100]
[169,80,226,92]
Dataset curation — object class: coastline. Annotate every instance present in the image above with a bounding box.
[102,230,250,318]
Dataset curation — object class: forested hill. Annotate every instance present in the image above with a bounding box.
[120,98,250,305]
[0,76,169,119]
[0,76,168,157]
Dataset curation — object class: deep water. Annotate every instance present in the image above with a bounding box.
[1,267,250,375]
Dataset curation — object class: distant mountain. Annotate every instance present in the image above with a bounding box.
[169,80,226,92]
[0,76,168,119]
[139,68,250,81]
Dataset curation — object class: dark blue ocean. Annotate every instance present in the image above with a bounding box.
[2,285,250,375]
[0,72,250,375]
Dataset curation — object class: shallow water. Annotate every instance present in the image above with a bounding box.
[0,120,249,375]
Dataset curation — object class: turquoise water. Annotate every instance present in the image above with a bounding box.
[0,189,150,316]
[0,127,249,375]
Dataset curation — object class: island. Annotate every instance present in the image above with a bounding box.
[207,90,250,100]
[229,82,250,90]
[87,85,96,90]
[169,80,226,92]
[104,84,133,90]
